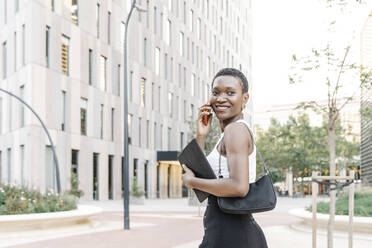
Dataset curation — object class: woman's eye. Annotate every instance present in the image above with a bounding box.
[227,91,235,95]
[212,91,218,96]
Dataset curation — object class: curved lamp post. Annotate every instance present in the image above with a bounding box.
[0,88,61,193]
[123,0,147,230]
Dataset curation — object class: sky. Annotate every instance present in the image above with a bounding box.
[251,0,372,112]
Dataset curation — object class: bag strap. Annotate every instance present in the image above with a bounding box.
[218,122,269,178]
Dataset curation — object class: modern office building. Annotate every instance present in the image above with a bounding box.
[0,0,253,200]
[361,10,372,186]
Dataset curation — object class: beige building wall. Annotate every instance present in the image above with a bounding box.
[0,0,253,200]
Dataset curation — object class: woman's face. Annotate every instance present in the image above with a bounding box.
[210,75,248,121]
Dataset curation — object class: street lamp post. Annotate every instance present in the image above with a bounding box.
[0,88,61,193]
[123,0,146,230]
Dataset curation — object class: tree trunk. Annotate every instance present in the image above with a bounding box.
[328,126,336,248]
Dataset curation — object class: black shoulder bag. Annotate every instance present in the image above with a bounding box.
[216,125,277,214]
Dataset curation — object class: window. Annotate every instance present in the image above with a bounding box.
[61,35,70,76]
[2,42,6,79]
[168,92,173,118]
[158,86,161,111]
[138,0,142,22]
[189,10,193,31]
[143,38,147,66]
[183,100,186,121]
[99,55,107,91]
[164,53,168,79]
[191,73,195,96]
[191,104,194,120]
[146,1,149,28]
[197,18,201,40]
[178,63,181,87]
[151,82,155,110]
[155,47,160,75]
[22,24,25,65]
[51,0,54,11]
[168,0,172,10]
[129,71,133,101]
[61,90,66,131]
[88,49,93,85]
[7,148,11,183]
[140,77,146,107]
[160,13,163,39]
[80,98,87,135]
[93,153,99,200]
[183,67,186,88]
[138,117,142,147]
[154,122,157,149]
[96,3,100,38]
[108,11,111,44]
[170,57,173,81]
[183,1,186,24]
[179,32,184,56]
[146,120,150,148]
[108,155,114,199]
[45,26,50,67]
[154,7,157,34]
[20,86,25,127]
[180,132,184,149]
[13,32,16,72]
[133,158,138,177]
[128,114,132,144]
[45,146,55,191]
[71,149,79,182]
[165,19,171,45]
[168,127,171,150]
[71,0,78,25]
[111,108,114,141]
[117,64,120,96]
[20,145,24,185]
[121,22,125,54]
[160,124,163,149]
[207,56,210,76]
[8,96,11,131]
[3,0,7,24]
[15,0,19,12]
[100,104,104,139]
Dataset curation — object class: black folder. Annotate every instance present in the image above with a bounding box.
[178,138,217,203]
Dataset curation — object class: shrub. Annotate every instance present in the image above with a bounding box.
[306,191,372,217]
[130,177,145,197]
[0,184,77,215]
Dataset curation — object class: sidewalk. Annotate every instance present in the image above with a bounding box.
[4,196,372,248]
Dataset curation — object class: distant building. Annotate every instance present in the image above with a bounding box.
[254,98,360,142]
[0,0,253,200]
[361,10,372,186]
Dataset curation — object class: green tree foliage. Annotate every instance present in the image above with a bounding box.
[255,114,359,180]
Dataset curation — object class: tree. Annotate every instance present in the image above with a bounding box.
[288,0,371,243]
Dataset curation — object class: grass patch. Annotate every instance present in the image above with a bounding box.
[0,184,77,215]
[306,192,372,217]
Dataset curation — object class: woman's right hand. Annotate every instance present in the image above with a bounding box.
[196,101,213,138]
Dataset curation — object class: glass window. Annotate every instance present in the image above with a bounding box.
[146,120,150,148]
[100,104,104,139]
[13,32,16,72]
[197,18,201,40]
[71,0,78,25]
[46,26,50,67]
[168,127,171,150]
[20,86,25,127]
[99,55,107,91]
[141,77,146,107]
[96,3,100,38]
[108,11,111,44]
[2,42,6,79]
[88,49,93,85]
[143,38,147,66]
[189,10,193,31]
[168,92,173,118]
[121,21,125,54]
[111,108,114,141]
[179,32,184,56]
[138,117,142,147]
[61,35,70,76]
[22,24,25,65]
[61,90,66,131]
[165,19,171,45]
[155,47,160,75]
[164,53,168,79]
[151,82,155,110]
[191,73,195,96]
[80,98,87,135]
[154,7,157,34]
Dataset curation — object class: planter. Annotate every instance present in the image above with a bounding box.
[0,205,102,232]
[130,195,145,205]
[289,208,372,234]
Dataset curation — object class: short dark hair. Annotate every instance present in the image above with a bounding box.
[211,68,249,93]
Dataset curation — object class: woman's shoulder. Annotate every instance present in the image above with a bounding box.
[224,121,254,151]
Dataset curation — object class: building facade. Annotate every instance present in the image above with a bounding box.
[0,0,253,200]
[361,10,372,186]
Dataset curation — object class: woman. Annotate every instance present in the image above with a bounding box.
[182,68,268,248]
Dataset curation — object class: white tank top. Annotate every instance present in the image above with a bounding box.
[206,119,256,183]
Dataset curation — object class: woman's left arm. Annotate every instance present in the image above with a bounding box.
[182,123,253,197]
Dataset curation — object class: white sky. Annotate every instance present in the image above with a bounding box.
[251,0,372,112]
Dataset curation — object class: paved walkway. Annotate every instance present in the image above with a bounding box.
[3,196,372,248]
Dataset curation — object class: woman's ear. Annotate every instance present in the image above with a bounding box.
[243,93,249,105]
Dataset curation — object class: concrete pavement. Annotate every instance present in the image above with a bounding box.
[3,196,372,248]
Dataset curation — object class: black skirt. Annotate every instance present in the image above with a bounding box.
[199,195,268,248]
